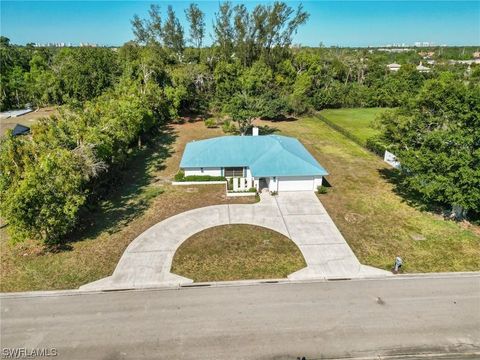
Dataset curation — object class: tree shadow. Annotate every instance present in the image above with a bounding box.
[177,109,212,123]
[378,167,442,213]
[379,167,480,224]
[246,125,279,135]
[260,115,298,122]
[64,125,178,246]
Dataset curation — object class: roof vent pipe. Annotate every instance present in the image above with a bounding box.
[252,127,259,136]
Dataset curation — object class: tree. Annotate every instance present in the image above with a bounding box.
[224,93,257,134]
[213,60,241,107]
[25,53,60,107]
[213,2,234,61]
[232,4,252,66]
[0,77,160,246]
[0,144,88,245]
[53,47,119,102]
[185,3,205,51]
[378,74,480,218]
[163,6,185,54]
[131,4,163,45]
[213,2,309,66]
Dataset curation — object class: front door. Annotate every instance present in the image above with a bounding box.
[259,178,269,192]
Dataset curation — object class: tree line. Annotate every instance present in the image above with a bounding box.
[0,2,479,246]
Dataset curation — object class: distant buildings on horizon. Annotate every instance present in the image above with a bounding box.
[33,42,101,48]
[29,40,475,50]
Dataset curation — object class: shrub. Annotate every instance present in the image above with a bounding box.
[204,118,217,128]
[174,170,185,182]
[181,175,226,182]
[365,136,386,157]
[222,119,237,134]
[248,187,257,193]
[270,191,278,196]
[317,185,328,194]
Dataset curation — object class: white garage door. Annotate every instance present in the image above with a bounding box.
[278,177,314,191]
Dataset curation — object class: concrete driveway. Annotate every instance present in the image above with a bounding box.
[81,192,389,290]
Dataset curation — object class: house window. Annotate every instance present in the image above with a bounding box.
[224,167,244,177]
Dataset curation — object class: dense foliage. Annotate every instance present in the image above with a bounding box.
[0,2,479,245]
[377,74,480,217]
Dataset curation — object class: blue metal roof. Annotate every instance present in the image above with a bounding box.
[180,135,328,177]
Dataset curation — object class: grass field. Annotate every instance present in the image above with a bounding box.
[318,108,388,144]
[172,224,306,281]
[256,117,480,272]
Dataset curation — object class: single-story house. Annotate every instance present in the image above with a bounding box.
[179,132,328,192]
[416,62,430,73]
[387,63,401,72]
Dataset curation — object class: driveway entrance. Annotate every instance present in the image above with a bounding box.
[81,192,389,290]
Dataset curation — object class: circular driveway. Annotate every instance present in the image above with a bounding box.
[81,192,389,290]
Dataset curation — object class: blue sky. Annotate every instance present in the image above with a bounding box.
[1,1,479,47]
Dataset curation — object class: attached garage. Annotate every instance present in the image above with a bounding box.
[277,176,315,192]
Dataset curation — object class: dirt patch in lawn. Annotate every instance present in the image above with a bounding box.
[172,224,306,282]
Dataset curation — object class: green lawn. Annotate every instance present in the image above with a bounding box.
[257,116,480,273]
[172,224,306,281]
[319,108,388,144]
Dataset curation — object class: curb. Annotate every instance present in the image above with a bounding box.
[1,272,479,299]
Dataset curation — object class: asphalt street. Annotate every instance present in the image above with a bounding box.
[1,275,479,359]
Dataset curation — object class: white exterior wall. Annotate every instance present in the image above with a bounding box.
[184,167,222,177]
[268,177,278,192]
[313,176,323,189]
[183,166,324,192]
[277,176,316,192]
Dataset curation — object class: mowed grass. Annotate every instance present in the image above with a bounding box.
[0,122,256,292]
[256,117,480,272]
[172,224,306,281]
[319,108,388,144]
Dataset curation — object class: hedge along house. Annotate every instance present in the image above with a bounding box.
[179,129,328,192]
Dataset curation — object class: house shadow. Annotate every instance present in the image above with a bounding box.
[62,125,177,248]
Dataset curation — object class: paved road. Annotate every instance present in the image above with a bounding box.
[2,275,479,359]
[81,192,387,291]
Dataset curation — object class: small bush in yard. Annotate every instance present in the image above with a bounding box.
[183,175,226,182]
[317,185,328,194]
[174,171,185,181]
[248,187,257,193]
[204,118,217,128]
[365,136,386,157]
[222,119,237,134]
